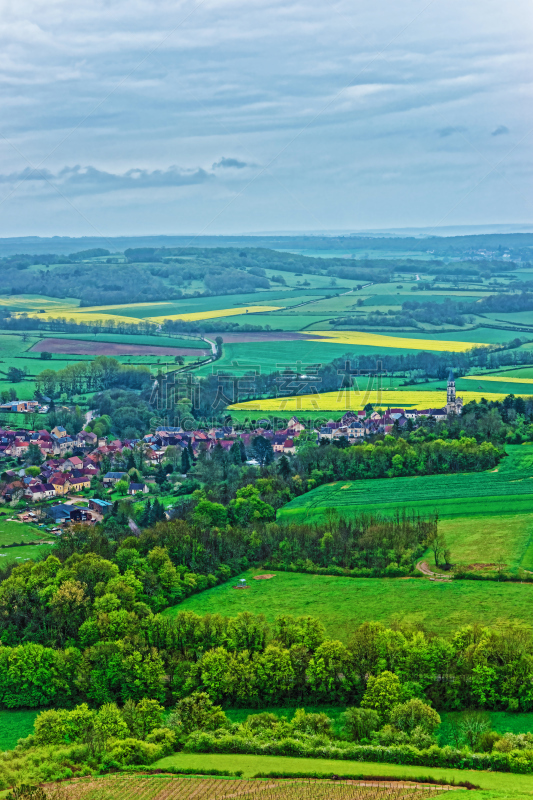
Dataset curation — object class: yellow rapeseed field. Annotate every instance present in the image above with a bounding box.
[463,375,533,385]
[229,389,512,412]
[148,306,282,323]
[304,330,483,352]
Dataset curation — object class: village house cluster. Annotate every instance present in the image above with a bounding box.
[0,375,463,525]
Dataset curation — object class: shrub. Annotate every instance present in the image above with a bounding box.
[107,737,161,765]
[291,709,333,738]
[145,727,177,756]
[340,707,380,742]
[389,698,441,735]
[167,692,229,735]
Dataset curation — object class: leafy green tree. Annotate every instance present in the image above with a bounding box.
[252,435,274,467]
[291,708,333,737]
[389,698,441,735]
[115,480,129,496]
[181,447,191,474]
[340,707,380,741]
[277,454,292,479]
[167,691,228,734]
[25,466,41,478]
[121,697,164,739]
[192,498,228,528]
[307,640,351,701]
[26,444,43,466]
[361,671,403,720]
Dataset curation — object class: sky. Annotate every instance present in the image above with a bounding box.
[0,0,531,237]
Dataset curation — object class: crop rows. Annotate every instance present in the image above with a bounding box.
[281,446,533,517]
[51,775,452,800]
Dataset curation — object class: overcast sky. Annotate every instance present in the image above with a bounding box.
[0,0,531,236]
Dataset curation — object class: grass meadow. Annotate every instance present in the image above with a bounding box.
[164,568,533,637]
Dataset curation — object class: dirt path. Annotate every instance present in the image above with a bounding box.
[416,560,453,581]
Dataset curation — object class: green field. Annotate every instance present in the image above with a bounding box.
[278,445,533,524]
[0,519,54,564]
[154,751,533,795]
[0,709,38,750]
[163,568,533,637]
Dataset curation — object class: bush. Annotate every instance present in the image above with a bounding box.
[389,699,441,735]
[167,692,229,735]
[107,737,161,765]
[340,707,380,742]
[145,727,177,756]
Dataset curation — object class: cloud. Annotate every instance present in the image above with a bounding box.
[0,164,213,195]
[491,125,510,136]
[435,126,467,137]
[212,157,249,169]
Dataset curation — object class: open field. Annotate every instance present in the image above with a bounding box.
[30,338,209,357]
[278,445,533,523]
[164,568,533,637]
[229,389,511,412]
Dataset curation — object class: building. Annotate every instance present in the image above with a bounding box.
[89,498,113,515]
[446,371,463,415]
[103,471,128,486]
[128,482,149,495]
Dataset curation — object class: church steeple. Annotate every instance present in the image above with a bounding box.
[446,369,462,414]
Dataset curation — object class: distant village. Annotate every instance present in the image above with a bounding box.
[0,375,462,529]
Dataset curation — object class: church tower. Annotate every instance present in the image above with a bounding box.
[446,370,463,415]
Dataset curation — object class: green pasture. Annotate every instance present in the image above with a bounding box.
[484,366,533,379]
[221,314,333,331]
[0,519,50,546]
[434,513,533,572]
[0,543,53,564]
[199,341,447,377]
[362,294,482,306]
[414,376,533,397]
[154,751,533,795]
[164,568,533,637]
[0,709,38,750]
[485,311,533,327]
[278,445,533,524]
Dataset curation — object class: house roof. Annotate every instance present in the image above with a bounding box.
[129,482,146,490]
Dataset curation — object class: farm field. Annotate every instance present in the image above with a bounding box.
[44,331,206,348]
[154,752,533,795]
[148,305,283,323]
[22,772,473,800]
[164,568,533,637]
[229,389,511,412]
[305,329,522,349]
[30,337,210,358]
[278,445,533,523]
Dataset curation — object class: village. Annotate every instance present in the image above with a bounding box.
[0,373,463,540]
